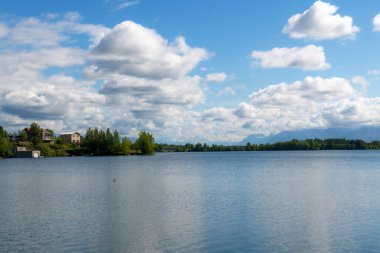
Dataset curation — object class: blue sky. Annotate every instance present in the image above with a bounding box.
[1,0,380,142]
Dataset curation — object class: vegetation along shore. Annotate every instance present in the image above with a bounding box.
[2,122,380,159]
[0,123,154,158]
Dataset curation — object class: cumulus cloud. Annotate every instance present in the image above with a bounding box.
[373,14,380,32]
[0,75,106,126]
[79,20,212,139]
[228,76,380,136]
[283,1,359,40]
[2,12,380,143]
[87,21,209,80]
[0,14,211,139]
[249,76,355,105]
[1,13,109,47]
[251,45,330,71]
[87,72,380,140]
[0,14,109,133]
[3,89,66,120]
[206,72,227,82]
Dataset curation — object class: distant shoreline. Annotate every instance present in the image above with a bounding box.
[155,138,380,152]
[2,148,380,160]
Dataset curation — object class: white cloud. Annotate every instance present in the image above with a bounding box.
[251,45,330,71]
[0,14,109,133]
[206,72,227,82]
[87,21,209,80]
[115,1,140,11]
[373,14,380,32]
[71,23,110,45]
[283,1,359,40]
[0,15,209,138]
[249,76,355,105]
[81,20,212,139]
[100,75,205,107]
[1,13,109,47]
[195,108,250,141]
[3,47,84,70]
[10,17,66,47]
[4,90,49,107]
[202,107,234,122]
[229,76,380,136]
[0,48,85,87]
[0,75,105,125]
[2,12,380,143]
[217,86,236,96]
[352,76,369,90]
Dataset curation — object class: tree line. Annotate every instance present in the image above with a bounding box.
[0,123,155,158]
[82,128,154,156]
[155,138,380,152]
[2,123,380,158]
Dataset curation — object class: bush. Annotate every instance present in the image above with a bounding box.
[35,143,56,157]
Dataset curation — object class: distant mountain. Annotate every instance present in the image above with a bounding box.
[343,127,380,142]
[241,127,380,144]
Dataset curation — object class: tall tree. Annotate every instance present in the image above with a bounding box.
[113,129,121,154]
[27,122,42,145]
[105,128,113,155]
[135,131,155,155]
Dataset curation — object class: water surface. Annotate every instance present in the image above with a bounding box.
[1,151,380,252]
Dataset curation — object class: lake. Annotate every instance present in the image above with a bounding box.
[1,151,380,252]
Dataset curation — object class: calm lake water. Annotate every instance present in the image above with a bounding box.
[1,151,380,252]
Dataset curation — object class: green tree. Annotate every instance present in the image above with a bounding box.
[121,137,132,155]
[83,128,99,155]
[113,130,121,154]
[20,130,28,141]
[83,127,125,156]
[27,122,42,145]
[0,126,13,158]
[135,131,155,155]
[105,128,111,152]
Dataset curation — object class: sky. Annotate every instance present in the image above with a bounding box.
[1,0,380,143]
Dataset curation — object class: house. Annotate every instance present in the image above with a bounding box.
[16,127,54,143]
[13,147,40,158]
[60,132,81,144]
[41,129,53,142]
